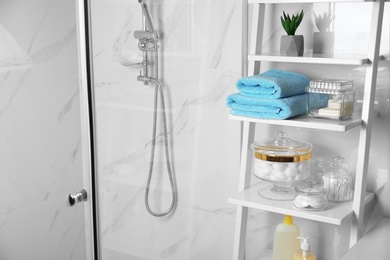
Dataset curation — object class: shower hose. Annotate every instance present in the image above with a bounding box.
[145,77,177,217]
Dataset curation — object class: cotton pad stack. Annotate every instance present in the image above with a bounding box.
[293,181,328,211]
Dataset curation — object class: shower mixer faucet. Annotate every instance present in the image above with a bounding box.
[134,30,158,84]
[133,0,160,84]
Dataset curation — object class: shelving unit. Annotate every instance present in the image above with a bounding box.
[230,0,387,259]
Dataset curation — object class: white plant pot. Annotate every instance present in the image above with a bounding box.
[313,32,334,54]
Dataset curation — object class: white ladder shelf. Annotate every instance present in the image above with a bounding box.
[230,1,387,259]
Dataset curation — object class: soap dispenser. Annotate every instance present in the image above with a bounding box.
[293,237,316,260]
[272,215,300,260]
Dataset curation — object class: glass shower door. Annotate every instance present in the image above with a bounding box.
[82,0,242,259]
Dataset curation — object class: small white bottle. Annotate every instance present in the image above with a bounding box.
[293,237,316,260]
[272,215,300,260]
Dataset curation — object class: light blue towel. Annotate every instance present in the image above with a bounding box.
[236,69,310,99]
[226,92,328,120]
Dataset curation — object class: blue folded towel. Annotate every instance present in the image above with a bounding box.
[226,92,328,120]
[236,69,310,99]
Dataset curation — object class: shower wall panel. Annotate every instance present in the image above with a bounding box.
[0,0,86,259]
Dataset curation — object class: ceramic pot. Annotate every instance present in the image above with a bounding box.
[280,35,304,56]
[313,32,334,54]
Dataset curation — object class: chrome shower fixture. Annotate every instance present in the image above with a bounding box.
[127,0,177,218]
[131,0,159,84]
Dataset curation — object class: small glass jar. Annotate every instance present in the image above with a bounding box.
[293,181,328,211]
[322,155,353,202]
[306,79,355,120]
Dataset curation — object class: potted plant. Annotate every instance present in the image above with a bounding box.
[280,10,304,56]
[313,11,335,54]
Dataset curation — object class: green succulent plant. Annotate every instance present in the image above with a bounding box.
[314,11,334,32]
[280,10,304,35]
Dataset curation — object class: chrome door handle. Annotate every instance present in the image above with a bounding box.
[68,189,87,206]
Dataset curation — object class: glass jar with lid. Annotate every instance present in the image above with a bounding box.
[293,181,328,211]
[306,79,355,120]
[251,131,312,200]
[322,155,353,202]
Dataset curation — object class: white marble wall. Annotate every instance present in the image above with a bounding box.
[90,1,389,260]
[0,0,86,259]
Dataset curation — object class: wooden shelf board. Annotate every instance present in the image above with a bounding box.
[248,0,389,3]
[229,114,362,132]
[248,53,370,65]
[229,182,375,226]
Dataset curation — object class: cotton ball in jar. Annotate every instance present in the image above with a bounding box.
[288,162,298,168]
[253,160,273,179]
[273,171,287,181]
[253,167,266,179]
[262,162,273,175]
[253,170,264,179]
[298,163,305,172]
[285,166,298,178]
[272,163,286,171]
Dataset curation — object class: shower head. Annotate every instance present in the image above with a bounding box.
[138,0,157,38]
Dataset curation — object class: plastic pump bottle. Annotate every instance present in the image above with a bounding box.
[293,237,316,260]
[272,215,300,260]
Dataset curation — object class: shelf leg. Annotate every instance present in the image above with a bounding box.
[232,121,255,260]
[232,2,264,259]
[349,0,385,248]
[232,206,249,260]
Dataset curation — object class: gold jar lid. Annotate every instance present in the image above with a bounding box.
[251,131,312,162]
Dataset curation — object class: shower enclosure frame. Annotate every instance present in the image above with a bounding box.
[75,0,101,259]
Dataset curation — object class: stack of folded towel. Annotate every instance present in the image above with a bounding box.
[226,69,328,120]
